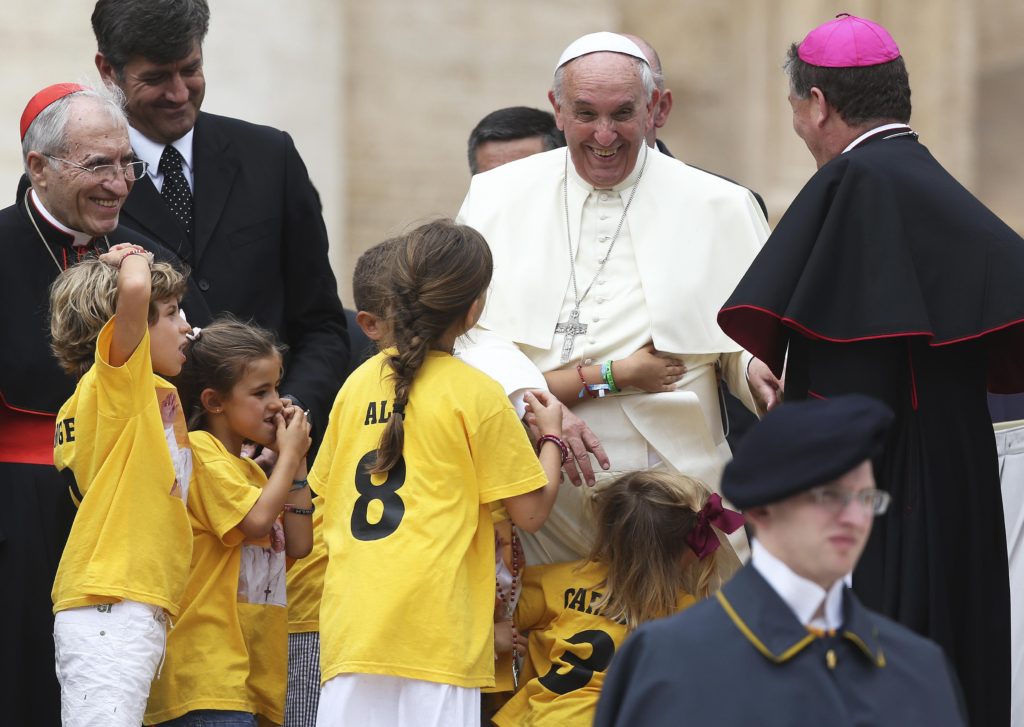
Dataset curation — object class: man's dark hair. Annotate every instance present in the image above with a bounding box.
[785,42,911,126]
[92,0,210,77]
[467,106,565,174]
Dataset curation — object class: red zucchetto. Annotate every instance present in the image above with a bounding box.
[20,83,85,141]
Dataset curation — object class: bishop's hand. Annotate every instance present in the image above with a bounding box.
[747,357,784,414]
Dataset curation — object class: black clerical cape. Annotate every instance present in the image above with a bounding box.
[0,180,210,726]
[718,131,1020,727]
[595,565,965,727]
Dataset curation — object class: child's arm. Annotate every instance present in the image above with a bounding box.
[543,344,687,406]
[282,456,314,559]
[98,243,154,367]
[503,390,563,533]
[238,405,312,556]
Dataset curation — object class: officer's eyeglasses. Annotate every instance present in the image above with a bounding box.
[45,154,149,182]
[808,487,891,516]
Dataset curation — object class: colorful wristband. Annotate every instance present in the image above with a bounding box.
[601,360,619,393]
[283,503,315,516]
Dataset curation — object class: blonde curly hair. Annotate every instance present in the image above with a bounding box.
[49,256,187,379]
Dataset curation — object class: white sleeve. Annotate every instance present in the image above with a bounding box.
[455,327,548,417]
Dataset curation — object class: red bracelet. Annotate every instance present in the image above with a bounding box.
[576,364,597,399]
[536,434,569,465]
[117,249,150,269]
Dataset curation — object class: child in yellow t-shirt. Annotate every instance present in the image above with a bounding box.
[311,220,566,727]
[144,317,314,726]
[492,470,744,727]
[284,236,399,726]
[49,244,193,726]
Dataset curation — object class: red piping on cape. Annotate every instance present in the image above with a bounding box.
[907,342,919,411]
[719,304,1024,347]
[0,391,56,417]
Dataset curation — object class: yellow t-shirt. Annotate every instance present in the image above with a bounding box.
[311,350,548,688]
[144,431,288,725]
[51,318,193,616]
[492,560,697,727]
[286,492,326,634]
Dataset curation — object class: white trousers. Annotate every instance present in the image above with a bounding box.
[316,674,479,727]
[53,600,166,727]
[995,421,1024,727]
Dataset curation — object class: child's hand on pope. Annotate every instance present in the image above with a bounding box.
[523,389,563,438]
[616,343,685,393]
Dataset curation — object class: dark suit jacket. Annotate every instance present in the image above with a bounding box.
[656,138,768,218]
[595,565,966,727]
[119,112,349,440]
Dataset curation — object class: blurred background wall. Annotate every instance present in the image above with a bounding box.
[1,0,1021,306]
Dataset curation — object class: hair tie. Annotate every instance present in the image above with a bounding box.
[186,327,202,341]
[684,493,744,560]
[391,402,405,417]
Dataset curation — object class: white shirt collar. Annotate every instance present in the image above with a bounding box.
[750,538,845,631]
[565,143,648,194]
[129,126,195,188]
[28,188,92,247]
[842,123,915,154]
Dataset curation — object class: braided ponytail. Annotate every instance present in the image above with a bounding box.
[369,219,493,474]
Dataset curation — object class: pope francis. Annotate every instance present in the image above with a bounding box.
[456,32,777,564]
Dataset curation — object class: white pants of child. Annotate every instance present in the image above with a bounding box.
[53,600,166,727]
[316,674,479,727]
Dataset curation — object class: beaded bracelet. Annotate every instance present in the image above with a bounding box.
[117,249,150,269]
[283,503,315,516]
[601,360,620,393]
[536,434,569,465]
[290,478,309,492]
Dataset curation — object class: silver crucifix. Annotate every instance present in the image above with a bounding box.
[554,308,588,363]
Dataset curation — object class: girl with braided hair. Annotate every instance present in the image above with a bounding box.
[311,219,565,726]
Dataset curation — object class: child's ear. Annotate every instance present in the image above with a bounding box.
[200,388,225,414]
[356,310,383,341]
[464,295,485,332]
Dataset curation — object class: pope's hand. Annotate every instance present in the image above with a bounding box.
[748,357,783,413]
[561,405,610,487]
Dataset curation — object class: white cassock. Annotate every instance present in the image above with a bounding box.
[456,145,769,564]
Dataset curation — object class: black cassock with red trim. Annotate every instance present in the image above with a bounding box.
[717,131,1021,727]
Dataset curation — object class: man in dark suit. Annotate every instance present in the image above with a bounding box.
[596,396,967,727]
[91,0,348,445]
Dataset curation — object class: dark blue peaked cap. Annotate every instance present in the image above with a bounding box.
[722,394,894,509]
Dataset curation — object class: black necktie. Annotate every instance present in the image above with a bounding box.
[158,145,194,235]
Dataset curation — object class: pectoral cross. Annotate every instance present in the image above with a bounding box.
[554,308,587,363]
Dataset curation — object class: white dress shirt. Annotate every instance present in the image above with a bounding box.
[129,127,195,193]
[750,538,844,631]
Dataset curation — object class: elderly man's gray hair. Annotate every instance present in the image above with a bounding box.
[551,55,657,108]
[22,83,128,172]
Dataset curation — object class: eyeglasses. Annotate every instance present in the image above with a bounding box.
[807,487,891,516]
[44,154,149,182]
